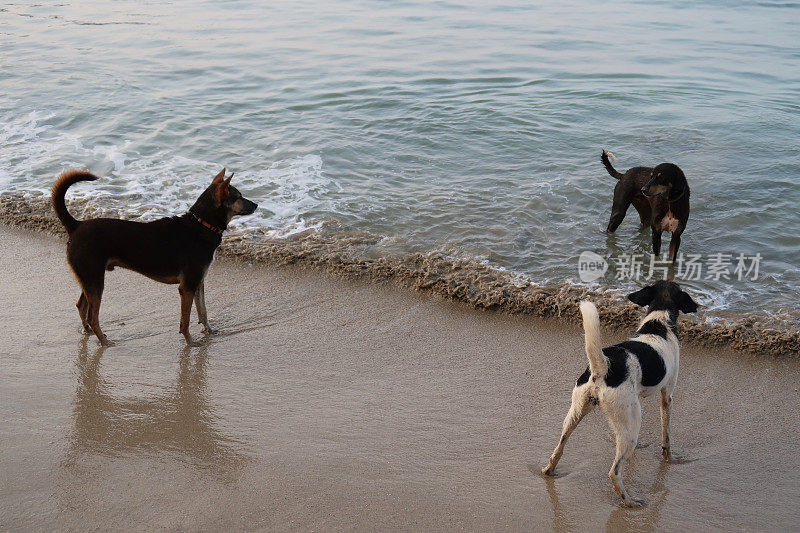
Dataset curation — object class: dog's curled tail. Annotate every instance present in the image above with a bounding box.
[51,169,99,233]
[600,149,624,180]
[579,300,607,379]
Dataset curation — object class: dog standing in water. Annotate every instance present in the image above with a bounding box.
[542,281,699,507]
[51,168,257,345]
[601,150,691,262]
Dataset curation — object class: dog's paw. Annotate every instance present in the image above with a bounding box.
[664,454,695,465]
[622,497,645,508]
[541,466,555,476]
[99,336,115,347]
[200,325,218,335]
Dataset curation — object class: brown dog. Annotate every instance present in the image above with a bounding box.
[51,168,257,345]
[601,150,690,262]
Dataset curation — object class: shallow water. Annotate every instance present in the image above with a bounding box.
[1,0,799,319]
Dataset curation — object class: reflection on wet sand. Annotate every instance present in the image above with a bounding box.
[540,469,575,532]
[538,456,671,531]
[604,460,670,532]
[64,338,245,479]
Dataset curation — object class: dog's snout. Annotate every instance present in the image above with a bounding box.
[242,200,258,215]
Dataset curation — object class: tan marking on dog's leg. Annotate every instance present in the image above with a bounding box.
[542,387,595,475]
[660,389,673,460]
[179,286,195,344]
[85,291,108,346]
[604,400,644,507]
[194,281,214,334]
[76,292,91,333]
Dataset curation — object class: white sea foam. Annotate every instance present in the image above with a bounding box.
[226,154,332,234]
[0,103,334,236]
[0,105,73,190]
[91,142,129,173]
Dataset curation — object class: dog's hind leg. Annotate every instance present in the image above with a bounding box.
[68,248,107,343]
[194,281,215,334]
[542,386,595,476]
[178,285,195,344]
[607,206,629,233]
[660,388,673,460]
[76,292,91,333]
[84,284,109,346]
[607,183,633,233]
[605,400,644,507]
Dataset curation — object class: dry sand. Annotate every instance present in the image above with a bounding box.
[1,225,799,531]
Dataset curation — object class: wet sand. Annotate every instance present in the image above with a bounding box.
[1,225,799,531]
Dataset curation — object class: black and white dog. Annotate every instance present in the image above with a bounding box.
[541,281,699,507]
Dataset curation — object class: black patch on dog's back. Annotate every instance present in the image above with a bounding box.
[618,340,666,386]
[602,346,629,388]
[577,367,591,386]
[576,348,629,388]
[636,320,668,339]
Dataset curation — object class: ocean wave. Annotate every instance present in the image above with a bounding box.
[0,102,334,236]
[2,192,797,357]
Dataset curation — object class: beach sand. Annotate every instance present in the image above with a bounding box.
[1,225,799,531]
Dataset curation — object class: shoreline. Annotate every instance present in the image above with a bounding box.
[1,191,798,356]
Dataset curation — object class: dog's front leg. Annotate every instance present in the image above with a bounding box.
[651,227,663,256]
[194,281,216,334]
[178,285,195,344]
[632,196,651,229]
[668,231,682,263]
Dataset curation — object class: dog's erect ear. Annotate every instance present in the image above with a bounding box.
[214,174,231,205]
[211,168,226,184]
[628,285,655,307]
[676,290,699,314]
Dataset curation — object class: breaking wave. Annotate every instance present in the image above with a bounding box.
[1,192,797,356]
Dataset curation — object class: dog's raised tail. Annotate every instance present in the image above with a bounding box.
[601,149,624,180]
[579,300,606,379]
[51,169,98,233]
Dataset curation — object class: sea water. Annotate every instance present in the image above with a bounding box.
[2,0,799,323]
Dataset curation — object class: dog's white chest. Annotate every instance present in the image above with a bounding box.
[661,213,680,232]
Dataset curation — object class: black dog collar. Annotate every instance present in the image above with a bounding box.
[667,187,687,203]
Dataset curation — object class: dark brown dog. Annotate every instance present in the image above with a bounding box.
[51,168,257,345]
[601,150,690,262]
[601,150,652,232]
